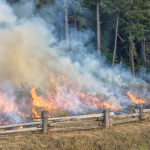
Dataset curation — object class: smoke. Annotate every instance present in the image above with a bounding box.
[0,0,149,120]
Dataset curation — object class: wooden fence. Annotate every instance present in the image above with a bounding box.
[0,107,150,135]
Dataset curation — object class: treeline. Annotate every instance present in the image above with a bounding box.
[8,0,150,74]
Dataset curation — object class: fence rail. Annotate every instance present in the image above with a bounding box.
[0,107,150,135]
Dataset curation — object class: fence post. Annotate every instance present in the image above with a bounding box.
[103,109,110,128]
[139,104,143,121]
[41,110,48,134]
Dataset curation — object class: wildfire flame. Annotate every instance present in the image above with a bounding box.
[0,75,121,125]
[0,90,31,124]
[127,92,145,104]
[30,85,120,118]
[32,108,40,119]
[100,102,120,111]
[30,87,58,111]
[17,126,23,130]
[0,92,18,114]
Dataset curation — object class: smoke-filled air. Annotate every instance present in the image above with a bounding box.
[0,0,149,125]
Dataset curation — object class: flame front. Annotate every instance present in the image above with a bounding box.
[0,75,121,125]
[30,75,120,118]
[127,92,145,104]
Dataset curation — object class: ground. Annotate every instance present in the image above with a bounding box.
[0,121,150,150]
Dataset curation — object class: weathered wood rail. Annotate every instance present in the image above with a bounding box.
[0,108,150,135]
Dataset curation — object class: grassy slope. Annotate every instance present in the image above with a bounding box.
[0,121,150,150]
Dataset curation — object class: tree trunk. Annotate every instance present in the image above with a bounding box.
[112,15,119,66]
[96,0,101,58]
[64,0,69,52]
[141,40,147,67]
[129,39,135,75]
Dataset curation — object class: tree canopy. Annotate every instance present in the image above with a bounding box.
[8,0,150,73]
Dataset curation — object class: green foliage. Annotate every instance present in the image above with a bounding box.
[101,37,113,63]
[13,0,150,73]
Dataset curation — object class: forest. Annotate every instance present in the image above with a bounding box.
[7,0,150,75]
[34,0,150,75]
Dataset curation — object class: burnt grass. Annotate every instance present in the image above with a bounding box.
[0,121,150,150]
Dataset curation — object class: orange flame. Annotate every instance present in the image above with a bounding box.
[30,87,58,111]
[32,108,40,119]
[127,92,145,104]
[17,126,23,130]
[0,75,122,125]
[100,102,120,111]
[0,90,31,120]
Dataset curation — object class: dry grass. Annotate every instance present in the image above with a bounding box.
[0,121,150,150]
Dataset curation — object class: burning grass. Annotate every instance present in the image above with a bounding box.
[0,84,149,126]
[127,92,145,104]
[0,76,121,125]
[0,76,149,126]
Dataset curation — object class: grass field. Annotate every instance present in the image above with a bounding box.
[0,121,150,150]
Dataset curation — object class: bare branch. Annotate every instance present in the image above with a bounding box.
[117,33,125,42]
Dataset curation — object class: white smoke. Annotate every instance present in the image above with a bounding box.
[0,0,149,121]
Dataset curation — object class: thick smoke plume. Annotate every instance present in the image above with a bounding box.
[0,0,149,120]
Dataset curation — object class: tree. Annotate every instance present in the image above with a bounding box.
[125,0,150,71]
[96,0,101,58]
[64,0,69,52]
[32,0,150,73]
[112,14,119,66]
[129,34,135,75]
